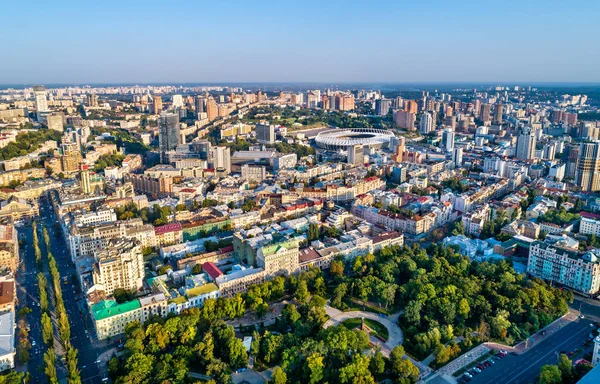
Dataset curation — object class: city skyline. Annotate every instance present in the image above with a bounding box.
[2,0,600,84]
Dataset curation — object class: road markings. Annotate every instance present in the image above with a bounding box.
[507,324,590,384]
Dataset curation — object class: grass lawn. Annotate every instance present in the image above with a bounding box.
[341,318,389,341]
[342,297,392,315]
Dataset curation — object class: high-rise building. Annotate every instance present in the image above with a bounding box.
[515,126,537,160]
[256,122,275,144]
[405,100,418,114]
[576,142,600,192]
[347,145,364,166]
[195,96,205,115]
[158,112,181,163]
[152,95,163,115]
[393,110,416,131]
[375,99,392,116]
[87,93,98,107]
[480,103,491,122]
[212,146,231,175]
[565,143,580,179]
[206,98,218,121]
[61,141,82,173]
[257,90,262,102]
[452,147,463,166]
[419,112,434,134]
[46,114,63,132]
[33,86,49,122]
[443,129,455,152]
[172,94,184,108]
[493,103,504,124]
[80,164,91,194]
[93,238,144,295]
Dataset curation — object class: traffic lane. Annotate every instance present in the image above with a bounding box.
[41,202,106,384]
[573,298,600,322]
[467,319,593,384]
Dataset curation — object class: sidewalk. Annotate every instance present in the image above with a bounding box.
[435,344,490,376]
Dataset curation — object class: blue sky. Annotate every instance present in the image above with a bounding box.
[1,0,599,84]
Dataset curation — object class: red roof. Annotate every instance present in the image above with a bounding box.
[580,211,600,220]
[202,262,223,280]
[154,222,182,235]
[218,245,234,254]
[180,188,197,193]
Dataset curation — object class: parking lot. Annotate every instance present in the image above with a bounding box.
[460,318,595,384]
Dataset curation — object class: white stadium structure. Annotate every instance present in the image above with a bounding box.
[314,128,395,150]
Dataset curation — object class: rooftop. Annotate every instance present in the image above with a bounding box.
[186,283,218,298]
[91,299,141,321]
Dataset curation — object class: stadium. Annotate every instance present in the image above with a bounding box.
[314,128,395,150]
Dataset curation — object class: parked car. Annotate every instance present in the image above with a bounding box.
[483,361,491,368]
[487,359,495,365]
[476,364,484,370]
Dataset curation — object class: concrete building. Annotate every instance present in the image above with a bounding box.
[420,112,434,134]
[256,122,275,144]
[33,86,49,122]
[515,126,537,160]
[93,238,144,296]
[528,239,600,295]
[158,112,181,163]
[257,239,299,277]
[212,146,231,175]
[576,142,600,192]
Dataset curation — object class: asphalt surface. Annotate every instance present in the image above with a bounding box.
[15,196,112,384]
[466,318,595,384]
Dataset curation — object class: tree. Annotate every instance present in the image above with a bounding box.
[271,366,287,384]
[339,353,374,384]
[330,259,344,278]
[305,353,324,384]
[295,280,309,303]
[539,365,562,384]
[369,350,386,376]
[41,313,53,346]
[557,353,573,381]
[390,346,419,383]
[451,221,464,236]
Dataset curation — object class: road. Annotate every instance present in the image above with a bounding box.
[15,222,48,381]
[468,318,594,384]
[16,195,113,384]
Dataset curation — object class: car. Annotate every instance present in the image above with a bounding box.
[493,355,501,360]
[483,361,491,367]
[500,350,507,355]
[487,359,495,365]
[569,351,575,357]
[590,323,595,328]
[32,341,36,346]
[510,352,518,356]
[464,373,473,379]
[476,364,484,370]
[473,367,481,374]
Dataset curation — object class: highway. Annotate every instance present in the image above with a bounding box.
[468,318,595,384]
[16,195,112,384]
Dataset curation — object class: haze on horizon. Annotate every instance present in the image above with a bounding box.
[2,0,599,85]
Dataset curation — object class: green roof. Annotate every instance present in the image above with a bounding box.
[186,283,218,298]
[91,299,141,321]
[260,239,298,256]
[168,296,188,305]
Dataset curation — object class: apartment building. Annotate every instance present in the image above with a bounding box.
[93,238,144,295]
[528,240,600,295]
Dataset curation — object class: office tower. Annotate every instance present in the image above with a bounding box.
[87,93,98,107]
[394,96,403,109]
[494,103,504,124]
[158,112,181,163]
[419,112,434,134]
[405,100,418,114]
[443,129,455,152]
[347,145,364,166]
[452,147,463,166]
[256,122,275,144]
[393,110,416,131]
[193,140,211,160]
[152,95,163,114]
[80,164,91,194]
[375,99,392,116]
[543,143,556,160]
[195,96,205,114]
[33,86,49,122]
[576,142,600,192]
[279,90,284,101]
[212,146,231,175]
[93,238,144,295]
[172,94,184,108]
[46,114,63,132]
[206,98,218,121]
[515,126,537,160]
[480,103,491,122]
[257,90,262,102]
